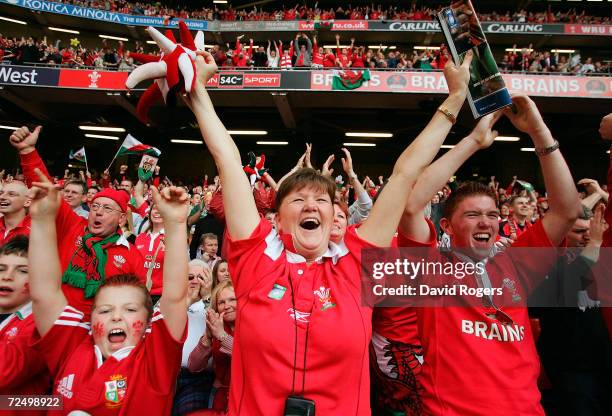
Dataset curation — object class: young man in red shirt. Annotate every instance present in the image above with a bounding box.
[184,49,475,415]
[398,95,580,415]
[0,180,31,245]
[499,194,533,239]
[8,127,146,318]
[335,34,353,68]
[0,236,50,416]
[28,174,189,416]
[311,35,324,69]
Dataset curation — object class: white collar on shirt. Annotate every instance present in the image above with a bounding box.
[94,344,136,368]
[0,301,32,332]
[116,234,131,249]
[264,227,349,265]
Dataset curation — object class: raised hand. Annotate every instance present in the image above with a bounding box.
[206,309,226,340]
[321,154,335,177]
[340,147,356,176]
[578,178,605,196]
[9,126,42,154]
[467,110,503,149]
[443,49,472,99]
[28,168,61,221]
[150,185,190,225]
[589,204,609,245]
[295,152,306,170]
[304,143,313,169]
[193,50,219,87]
[503,94,548,139]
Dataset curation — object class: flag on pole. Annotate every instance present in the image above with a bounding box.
[332,69,371,90]
[69,147,87,163]
[516,180,535,192]
[117,134,161,157]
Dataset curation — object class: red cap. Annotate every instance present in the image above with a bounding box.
[92,189,130,212]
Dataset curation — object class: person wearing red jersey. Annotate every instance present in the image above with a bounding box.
[135,205,165,303]
[231,36,250,68]
[283,5,298,20]
[398,94,580,415]
[311,35,324,69]
[335,34,353,68]
[0,180,30,245]
[0,237,50,416]
[8,126,146,318]
[499,194,533,239]
[27,171,189,416]
[322,46,337,68]
[351,45,368,68]
[183,49,475,415]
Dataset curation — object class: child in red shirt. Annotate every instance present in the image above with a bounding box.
[27,174,190,416]
[0,237,50,416]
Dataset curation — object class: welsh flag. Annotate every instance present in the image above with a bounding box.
[314,19,334,30]
[69,147,87,163]
[117,134,161,157]
[332,69,371,91]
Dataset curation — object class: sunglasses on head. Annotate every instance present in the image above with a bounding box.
[482,295,514,325]
[188,274,206,281]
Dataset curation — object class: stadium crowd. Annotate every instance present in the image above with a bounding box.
[1,33,610,75]
[0,47,611,416]
[50,0,612,24]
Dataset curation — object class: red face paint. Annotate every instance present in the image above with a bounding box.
[93,322,104,338]
[131,320,145,337]
[21,282,30,294]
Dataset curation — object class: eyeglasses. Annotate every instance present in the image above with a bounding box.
[90,203,122,214]
[188,274,208,281]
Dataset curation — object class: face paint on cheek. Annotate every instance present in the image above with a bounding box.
[131,320,145,337]
[21,282,29,294]
[93,322,104,338]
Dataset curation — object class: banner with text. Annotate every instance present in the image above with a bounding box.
[2,65,610,99]
[310,71,612,98]
[0,0,207,29]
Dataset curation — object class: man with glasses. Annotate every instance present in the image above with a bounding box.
[62,179,88,219]
[8,126,145,319]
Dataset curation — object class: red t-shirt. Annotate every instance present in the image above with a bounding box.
[499,218,533,239]
[337,53,350,68]
[227,219,375,415]
[373,221,437,346]
[312,47,324,66]
[0,303,50,416]
[399,221,556,415]
[323,52,336,68]
[32,305,185,415]
[351,54,367,68]
[135,231,165,296]
[0,215,31,245]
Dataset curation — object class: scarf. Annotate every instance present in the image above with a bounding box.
[62,232,121,298]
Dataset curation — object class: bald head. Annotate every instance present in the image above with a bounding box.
[0,181,30,215]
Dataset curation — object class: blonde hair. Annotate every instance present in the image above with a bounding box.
[211,280,234,313]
